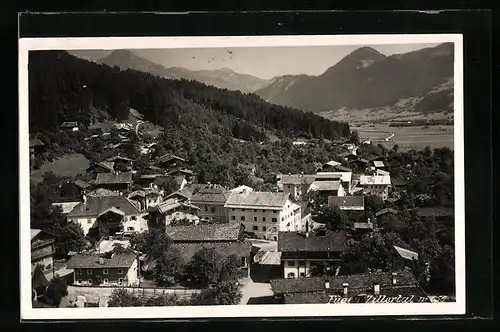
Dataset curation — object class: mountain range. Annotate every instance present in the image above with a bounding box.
[255,43,454,113]
[77,50,270,93]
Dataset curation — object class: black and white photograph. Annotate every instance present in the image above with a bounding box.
[19,34,464,319]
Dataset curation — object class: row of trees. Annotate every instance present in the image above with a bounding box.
[107,281,242,307]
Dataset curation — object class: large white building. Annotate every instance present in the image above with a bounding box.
[358,174,391,201]
[224,191,302,241]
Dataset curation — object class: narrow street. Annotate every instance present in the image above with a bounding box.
[238,277,275,305]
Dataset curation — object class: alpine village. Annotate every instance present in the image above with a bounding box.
[29,46,455,308]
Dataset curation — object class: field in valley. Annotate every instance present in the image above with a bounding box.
[30,153,90,184]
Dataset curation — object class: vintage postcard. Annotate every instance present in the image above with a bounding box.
[19,34,464,320]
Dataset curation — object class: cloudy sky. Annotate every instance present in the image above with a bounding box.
[71,43,441,80]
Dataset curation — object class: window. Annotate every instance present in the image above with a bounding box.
[232,208,235,211]
[118,269,123,274]
[262,226,267,231]
[77,280,82,284]
[131,216,137,221]
[87,279,93,284]
[87,218,93,224]
[287,261,295,267]
[77,270,82,275]
[241,216,245,221]
[262,217,266,222]
[254,217,257,221]
[300,272,306,277]
[254,209,257,212]
[272,218,277,223]
[118,278,124,285]
[287,272,296,278]
[252,226,258,231]
[299,261,306,267]
[128,227,134,231]
[273,227,277,231]
[273,236,277,241]
[262,235,267,239]
[205,207,208,212]
[241,209,245,212]
[211,207,216,213]
[103,269,108,275]
[281,217,284,221]
[262,210,265,213]
[288,185,291,189]
[231,216,236,220]
[86,270,92,275]
[103,278,109,284]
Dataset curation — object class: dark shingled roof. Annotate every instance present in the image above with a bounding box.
[156,154,186,164]
[74,179,91,189]
[328,196,365,209]
[271,270,426,296]
[67,253,136,269]
[95,172,133,185]
[166,223,243,242]
[67,195,140,217]
[278,231,347,253]
[190,184,230,205]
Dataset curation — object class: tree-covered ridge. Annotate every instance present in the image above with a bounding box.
[29,50,350,141]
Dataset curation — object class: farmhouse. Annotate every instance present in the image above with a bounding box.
[94,172,133,191]
[31,229,55,276]
[67,253,139,287]
[225,191,302,241]
[358,174,391,201]
[156,154,186,170]
[277,174,316,201]
[149,198,201,226]
[127,188,162,211]
[190,183,231,223]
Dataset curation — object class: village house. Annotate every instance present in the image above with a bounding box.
[29,138,45,160]
[138,173,164,188]
[86,161,115,174]
[165,187,193,202]
[321,160,342,172]
[66,253,139,287]
[328,196,365,211]
[74,179,92,193]
[225,191,302,241]
[51,201,81,215]
[376,208,400,218]
[277,174,316,201]
[309,174,346,203]
[31,229,55,276]
[373,160,386,170]
[66,195,148,236]
[358,174,391,201]
[270,270,431,304]
[391,177,409,192]
[127,187,163,211]
[278,230,347,279]
[168,168,196,183]
[94,172,134,192]
[316,171,352,193]
[148,198,201,227]
[230,185,254,193]
[106,156,135,172]
[60,121,80,132]
[190,183,231,223]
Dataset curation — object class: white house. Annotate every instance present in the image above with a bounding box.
[149,198,201,226]
[359,174,391,201]
[66,195,148,236]
[315,172,352,194]
[224,191,302,241]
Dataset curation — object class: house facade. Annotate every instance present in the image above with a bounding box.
[277,174,316,201]
[149,198,201,226]
[190,183,230,223]
[359,174,391,201]
[225,191,302,241]
[67,195,148,236]
[94,172,133,192]
[316,172,352,194]
[67,253,139,287]
[278,231,347,279]
[31,229,55,275]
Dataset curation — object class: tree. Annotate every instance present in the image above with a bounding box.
[315,206,350,230]
[52,220,86,258]
[154,247,184,286]
[107,289,142,307]
[154,176,179,196]
[111,243,131,255]
[130,228,172,259]
[218,254,241,282]
[44,276,69,308]
[189,247,223,287]
[191,281,242,305]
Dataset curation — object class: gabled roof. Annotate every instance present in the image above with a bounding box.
[166,223,243,242]
[277,231,347,253]
[373,160,386,168]
[51,201,81,214]
[394,245,419,261]
[324,160,341,167]
[31,229,42,241]
[157,198,200,214]
[230,185,254,193]
[86,188,121,197]
[309,181,341,192]
[97,206,126,217]
[29,138,45,148]
[328,196,365,209]
[67,195,140,217]
[165,188,193,201]
[74,179,91,189]
[375,208,400,217]
[128,190,146,199]
[66,253,136,269]
[60,121,79,128]
[95,172,133,185]
[225,191,290,210]
[156,154,186,164]
[190,184,230,205]
[91,161,115,173]
[106,156,134,163]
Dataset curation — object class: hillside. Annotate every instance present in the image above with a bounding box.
[96,50,269,93]
[255,43,454,113]
[28,50,350,141]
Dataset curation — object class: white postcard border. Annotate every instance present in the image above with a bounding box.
[19,33,465,320]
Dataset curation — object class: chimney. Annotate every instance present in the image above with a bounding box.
[373,283,380,295]
[392,272,398,285]
[342,283,349,296]
[325,280,330,289]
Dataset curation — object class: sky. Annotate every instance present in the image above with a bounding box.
[71,43,441,80]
